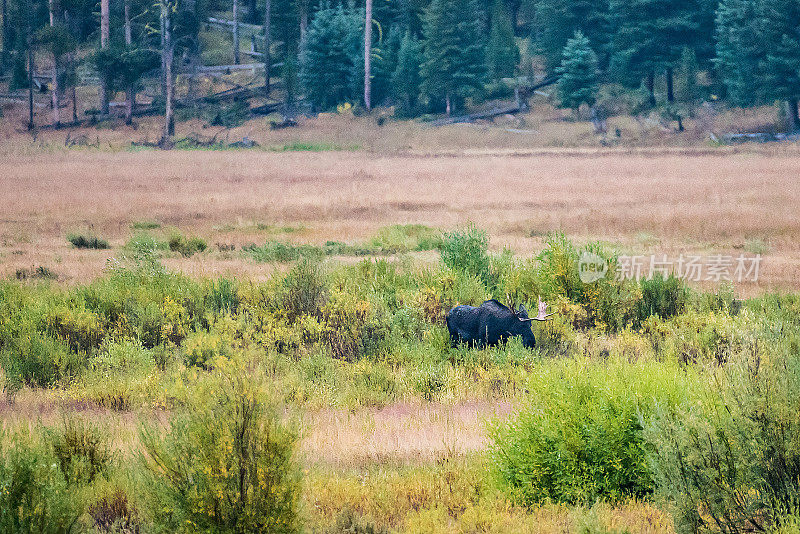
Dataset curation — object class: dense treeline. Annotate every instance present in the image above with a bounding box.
[2,0,800,133]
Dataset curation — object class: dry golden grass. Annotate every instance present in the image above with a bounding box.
[1,148,799,293]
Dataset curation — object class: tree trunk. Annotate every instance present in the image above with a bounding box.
[299,4,308,49]
[646,71,655,108]
[363,0,372,111]
[124,0,131,44]
[124,0,134,125]
[445,94,451,116]
[2,0,10,69]
[49,0,60,127]
[99,0,110,114]
[788,99,800,132]
[263,0,271,98]
[27,26,34,130]
[232,0,240,65]
[64,9,78,123]
[160,13,165,91]
[666,67,674,103]
[161,2,174,146]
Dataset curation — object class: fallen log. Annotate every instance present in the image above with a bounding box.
[206,16,264,33]
[428,103,521,127]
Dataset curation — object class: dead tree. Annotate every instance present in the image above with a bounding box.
[160,0,175,146]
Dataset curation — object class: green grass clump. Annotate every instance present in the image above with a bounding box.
[272,142,361,152]
[15,265,58,281]
[125,232,168,254]
[68,233,110,250]
[130,220,161,230]
[168,233,207,257]
[440,224,491,282]
[490,356,691,506]
[370,224,442,253]
[245,241,327,263]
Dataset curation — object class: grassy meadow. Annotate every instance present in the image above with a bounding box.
[2,130,800,534]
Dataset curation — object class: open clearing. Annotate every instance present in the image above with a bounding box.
[1,149,799,293]
[3,146,800,532]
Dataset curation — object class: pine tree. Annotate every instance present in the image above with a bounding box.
[714,0,764,106]
[420,0,487,114]
[391,30,422,115]
[533,0,611,72]
[676,46,699,104]
[556,30,599,111]
[760,0,800,130]
[372,24,403,106]
[299,4,362,110]
[610,0,711,106]
[487,0,518,80]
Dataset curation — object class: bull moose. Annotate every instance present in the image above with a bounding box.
[446,297,554,349]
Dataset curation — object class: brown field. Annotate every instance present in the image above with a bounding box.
[1,147,799,293]
[2,137,800,533]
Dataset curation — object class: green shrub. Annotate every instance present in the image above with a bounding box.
[440,224,491,282]
[125,232,168,254]
[140,363,300,534]
[536,233,639,331]
[646,348,800,534]
[47,417,112,485]
[87,484,141,534]
[490,357,691,506]
[279,259,329,322]
[207,277,239,316]
[322,289,387,361]
[0,428,85,533]
[412,363,447,401]
[342,360,398,408]
[183,331,230,368]
[1,330,83,390]
[68,233,110,250]
[168,233,207,257]
[78,266,205,348]
[78,339,157,410]
[45,305,105,354]
[636,274,689,324]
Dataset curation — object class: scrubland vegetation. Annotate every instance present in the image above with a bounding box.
[2,226,800,533]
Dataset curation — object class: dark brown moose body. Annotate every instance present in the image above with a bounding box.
[446,299,553,349]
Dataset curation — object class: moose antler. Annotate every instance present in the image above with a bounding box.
[506,293,518,315]
[532,297,556,321]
